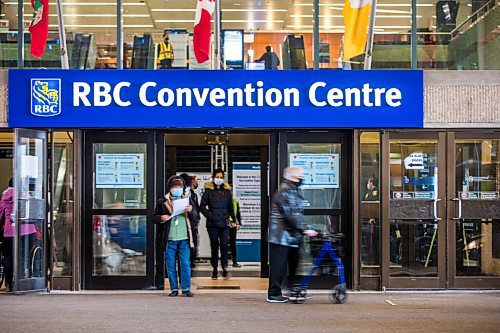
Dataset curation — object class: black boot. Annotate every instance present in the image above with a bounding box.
[211,269,218,280]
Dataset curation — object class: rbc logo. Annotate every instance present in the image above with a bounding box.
[31,79,61,117]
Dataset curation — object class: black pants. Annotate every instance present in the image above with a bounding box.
[190,222,199,265]
[2,237,13,288]
[268,243,299,297]
[229,227,238,264]
[207,227,229,270]
[160,59,172,69]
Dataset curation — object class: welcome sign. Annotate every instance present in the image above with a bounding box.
[8,69,423,128]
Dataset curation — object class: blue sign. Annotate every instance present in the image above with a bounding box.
[9,69,423,128]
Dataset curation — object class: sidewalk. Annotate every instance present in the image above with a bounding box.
[1,291,499,332]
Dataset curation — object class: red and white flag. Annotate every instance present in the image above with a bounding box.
[193,0,216,64]
[29,0,49,59]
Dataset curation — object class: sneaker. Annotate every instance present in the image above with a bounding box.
[169,290,179,297]
[267,295,289,303]
[182,290,194,297]
[211,270,218,280]
[222,269,230,279]
[232,263,241,268]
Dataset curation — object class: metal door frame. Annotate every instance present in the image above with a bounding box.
[448,131,500,289]
[277,130,353,288]
[381,131,447,289]
[13,128,48,293]
[82,130,156,289]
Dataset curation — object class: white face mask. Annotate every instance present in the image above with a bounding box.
[367,183,372,190]
[214,178,224,186]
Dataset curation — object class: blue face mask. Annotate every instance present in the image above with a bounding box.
[184,188,191,196]
[170,188,183,198]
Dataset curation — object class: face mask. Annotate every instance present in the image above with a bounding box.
[214,178,224,186]
[293,178,303,187]
[170,188,183,198]
[184,188,191,196]
[367,183,372,190]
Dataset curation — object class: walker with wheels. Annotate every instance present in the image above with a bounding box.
[290,232,347,304]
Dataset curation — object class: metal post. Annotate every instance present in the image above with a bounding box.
[214,0,221,70]
[117,0,123,69]
[411,0,417,69]
[17,0,24,68]
[363,0,378,70]
[56,0,69,69]
[313,0,320,70]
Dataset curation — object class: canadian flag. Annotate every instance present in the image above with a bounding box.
[193,0,216,64]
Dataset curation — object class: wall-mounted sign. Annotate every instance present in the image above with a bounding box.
[404,152,427,170]
[393,191,435,199]
[458,191,499,200]
[289,153,339,188]
[95,154,144,188]
[8,69,424,128]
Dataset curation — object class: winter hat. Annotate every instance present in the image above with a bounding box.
[283,166,304,181]
[167,176,185,191]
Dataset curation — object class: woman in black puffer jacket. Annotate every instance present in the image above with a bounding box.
[200,168,235,279]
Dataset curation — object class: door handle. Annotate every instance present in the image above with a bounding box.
[452,198,462,220]
[433,198,442,221]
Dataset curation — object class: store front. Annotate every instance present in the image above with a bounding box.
[6,68,498,292]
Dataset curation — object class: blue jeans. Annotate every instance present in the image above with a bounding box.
[165,239,191,291]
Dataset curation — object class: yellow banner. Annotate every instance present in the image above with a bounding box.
[343,0,372,60]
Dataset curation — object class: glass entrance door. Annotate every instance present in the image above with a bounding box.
[279,131,352,288]
[382,132,446,289]
[449,134,500,288]
[14,129,47,293]
[83,131,155,289]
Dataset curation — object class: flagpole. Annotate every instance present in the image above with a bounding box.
[17,0,24,69]
[56,0,69,69]
[117,0,123,70]
[214,0,221,70]
[313,0,320,70]
[363,0,377,70]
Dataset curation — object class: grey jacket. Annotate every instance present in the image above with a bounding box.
[268,180,305,248]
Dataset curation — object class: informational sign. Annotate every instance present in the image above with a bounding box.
[165,30,188,68]
[95,154,144,188]
[458,191,499,200]
[393,191,435,199]
[8,69,424,128]
[289,154,339,188]
[233,162,261,262]
[404,152,426,170]
[222,29,244,69]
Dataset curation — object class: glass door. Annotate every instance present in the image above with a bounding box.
[382,132,446,289]
[449,133,500,288]
[279,131,352,288]
[83,131,155,289]
[14,129,47,293]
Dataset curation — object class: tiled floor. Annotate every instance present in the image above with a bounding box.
[165,277,269,292]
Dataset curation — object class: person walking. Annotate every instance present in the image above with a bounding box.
[228,198,242,268]
[158,33,174,69]
[200,168,235,280]
[267,167,316,303]
[153,176,195,297]
[256,45,280,69]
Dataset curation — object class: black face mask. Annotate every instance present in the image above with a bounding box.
[292,179,303,187]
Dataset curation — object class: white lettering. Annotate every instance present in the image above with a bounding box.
[344,88,361,107]
[94,82,112,106]
[210,88,226,107]
[227,88,243,106]
[265,88,283,107]
[362,83,373,107]
[374,88,386,106]
[309,82,327,106]
[244,83,256,107]
[176,88,192,107]
[326,88,344,107]
[283,88,300,107]
[193,88,210,106]
[73,82,91,106]
[113,82,131,107]
[139,82,157,106]
[386,88,402,107]
[158,88,175,106]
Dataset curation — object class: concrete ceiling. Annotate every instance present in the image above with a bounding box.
[2,0,473,44]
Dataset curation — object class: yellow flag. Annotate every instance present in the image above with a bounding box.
[343,0,372,60]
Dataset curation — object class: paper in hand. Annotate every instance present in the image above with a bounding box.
[171,198,189,217]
